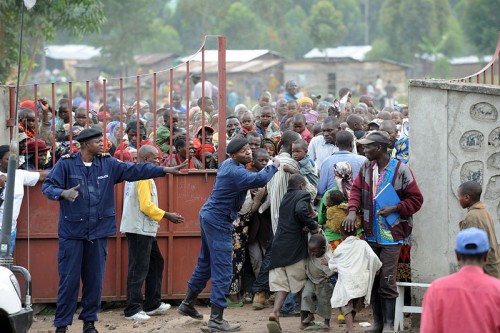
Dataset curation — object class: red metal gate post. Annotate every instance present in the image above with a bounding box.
[217,36,227,163]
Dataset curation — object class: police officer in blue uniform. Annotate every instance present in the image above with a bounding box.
[177,138,280,332]
[42,128,185,333]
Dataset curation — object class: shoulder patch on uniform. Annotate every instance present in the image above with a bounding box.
[61,154,72,159]
[99,153,111,157]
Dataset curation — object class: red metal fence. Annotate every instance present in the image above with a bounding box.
[8,36,227,302]
[452,32,500,85]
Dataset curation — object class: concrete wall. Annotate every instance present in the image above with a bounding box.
[0,86,11,145]
[410,79,500,283]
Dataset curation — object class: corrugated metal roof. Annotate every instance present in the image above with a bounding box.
[304,46,372,61]
[183,49,280,63]
[449,55,493,65]
[45,45,101,60]
[176,59,282,75]
[134,53,177,65]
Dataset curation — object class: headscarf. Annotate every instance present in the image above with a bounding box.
[333,161,353,199]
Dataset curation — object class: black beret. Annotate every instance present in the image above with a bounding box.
[77,128,103,143]
[227,137,248,154]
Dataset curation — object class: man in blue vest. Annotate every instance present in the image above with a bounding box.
[42,128,185,333]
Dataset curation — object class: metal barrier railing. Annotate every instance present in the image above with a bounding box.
[452,32,500,85]
[8,35,226,171]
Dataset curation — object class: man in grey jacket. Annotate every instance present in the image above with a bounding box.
[121,145,184,321]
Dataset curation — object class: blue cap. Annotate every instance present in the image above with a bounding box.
[456,227,489,255]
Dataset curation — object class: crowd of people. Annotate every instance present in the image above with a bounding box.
[1,76,499,333]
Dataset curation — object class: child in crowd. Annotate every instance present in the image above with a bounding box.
[325,190,361,234]
[266,174,320,333]
[262,138,277,157]
[74,108,88,127]
[292,113,313,144]
[329,226,382,333]
[18,107,37,139]
[256,106,281,142]
[237,111,257,137]
[312,123,322,137]
[290,139,318,187]
[458,181,500,278]
[252,91,272,121]
[280,100,298,132]
[297,97,318,125]
[156,109,181,155]
[301,234,334,331]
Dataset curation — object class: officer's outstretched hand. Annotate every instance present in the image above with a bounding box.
[163,160,188,174]
[61,184,80,202]
[165,212,184,224]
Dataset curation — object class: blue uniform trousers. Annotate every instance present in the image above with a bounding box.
[54,238,107,327]
[188,215,233,308]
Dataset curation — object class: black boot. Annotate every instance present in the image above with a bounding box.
[177,288,203,320]
[206,304,241,332]
[55,327,67,333]
[381,298,396,333]
[83,321,98,333]
[365,300,383,333]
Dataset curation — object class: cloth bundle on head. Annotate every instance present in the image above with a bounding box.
[64,124,84,138]
[297,97,313,107]
[97,111,112,121]
[227,137,248,154]
[334,161,353,199]
[132,100,150,112]
[55,141,81,159]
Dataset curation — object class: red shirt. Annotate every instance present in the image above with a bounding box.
[421,265,500,333]
[300,128,313,144]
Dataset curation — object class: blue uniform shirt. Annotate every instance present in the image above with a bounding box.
[200,158,278,225]
[42,152,166,240]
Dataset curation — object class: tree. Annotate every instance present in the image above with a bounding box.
[335,0,364,45]
[90,0,157,74]
[172,0,233,53]
[0,0,104,84]
[304,1,347,49]
[460,0,500,54]
[217,2,263,50]
[139,20,182,55]
[281,6,312,58]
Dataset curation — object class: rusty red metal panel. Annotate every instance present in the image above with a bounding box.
[217,36,227,163]
[14,173,215,302]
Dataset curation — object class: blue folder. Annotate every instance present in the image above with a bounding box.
[374,183,400,226]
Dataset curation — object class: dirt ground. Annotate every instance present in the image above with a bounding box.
[30,302,417,333]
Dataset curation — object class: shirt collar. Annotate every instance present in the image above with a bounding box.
[468,201,486,211]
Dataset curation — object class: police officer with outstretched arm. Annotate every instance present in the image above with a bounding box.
[42,128,186,333]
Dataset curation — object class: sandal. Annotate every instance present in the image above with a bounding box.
[267,320,282,333]
[226,297,243,307]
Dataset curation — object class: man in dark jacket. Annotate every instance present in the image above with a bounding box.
[266,174,320,333]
